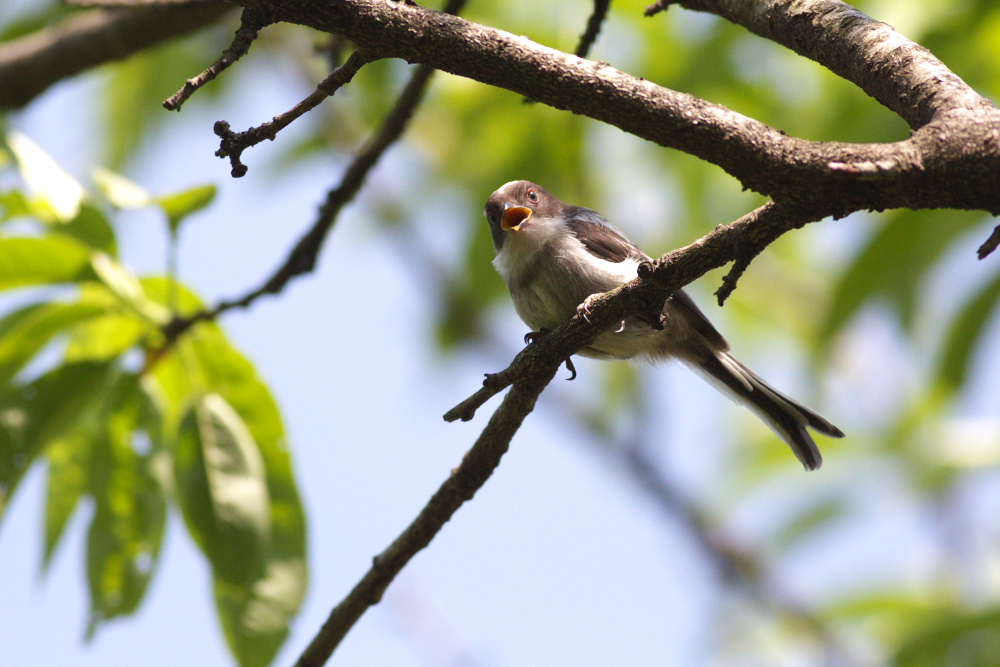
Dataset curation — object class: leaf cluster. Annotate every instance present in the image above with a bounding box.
[0,134,306,667]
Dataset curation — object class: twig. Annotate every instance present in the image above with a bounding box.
[978,224,1000,259]
[575,0,612,58]
[213,49,378,177]
[443,372,514,423]
[713,201,803,305]
[158,61,439,351]
[163,8,266,111]
[293,367,559,667]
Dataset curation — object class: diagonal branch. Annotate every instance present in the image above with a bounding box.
[163,5,268,111]
[574,0,613,59]
[293,368,558,667]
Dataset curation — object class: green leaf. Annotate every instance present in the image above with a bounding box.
[6,131,85,222]
[55,203,119,257]
[0,189,34,221]
[0,300,108,386]
[0,360,115,519]
[161,324,306,667]
[43,432,92,570]
[85,373,167,635]
[0,236,98,291]
[175,393,271,586]
[893,607,1000,667]
[934,269,1000,394]
[154,184,216,237]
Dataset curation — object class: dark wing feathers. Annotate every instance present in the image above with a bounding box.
[564,207,647,263]
[564,206,729,350]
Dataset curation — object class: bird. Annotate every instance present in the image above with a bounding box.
[483,180,844,470]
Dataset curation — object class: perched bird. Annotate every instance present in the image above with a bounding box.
[484,180,843,470]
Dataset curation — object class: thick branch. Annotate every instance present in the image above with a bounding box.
[652,0,991,129]
[0,1,233,110]
[234,0,1000,217]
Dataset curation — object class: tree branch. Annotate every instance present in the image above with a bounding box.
[158,59,439,351]
[0,1,233,110]
[229,0,1000,217]
[163,5,268,112]
[651,0,990,129]
[574,0,612,59]
[294,369,558,667]
[211,49,379,177]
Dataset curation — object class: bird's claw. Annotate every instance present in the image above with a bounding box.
[564,357,577,381]
[523,328,550,345]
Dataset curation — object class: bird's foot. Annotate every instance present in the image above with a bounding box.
[576,294,600,323]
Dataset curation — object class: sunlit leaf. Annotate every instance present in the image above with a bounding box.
[0,190,33,221]
[91,167,151,209]
[178,326,307,667]
[43,432,92,570]
[91,253,169,324]
[0,300,108,386]
[893,607,1000,667]
[6,131,85,222]
[55,203,119,257]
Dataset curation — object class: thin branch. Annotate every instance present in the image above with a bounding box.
[0,1,233,110]
[158,61,439,350]
[213,49,379,177]
[293,367,559,667]
[575,0,612,59]
[163,6,268,111]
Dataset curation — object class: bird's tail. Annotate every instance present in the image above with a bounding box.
[689,351,844,471]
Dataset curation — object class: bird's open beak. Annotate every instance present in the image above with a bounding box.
[502,206,532,231]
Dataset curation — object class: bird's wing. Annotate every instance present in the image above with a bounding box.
[564,207,648,263]
[565,207,729,350]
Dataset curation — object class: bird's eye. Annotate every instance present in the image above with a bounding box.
[526,188,539,203]
[486,211,498,225]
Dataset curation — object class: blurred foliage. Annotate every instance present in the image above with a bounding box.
[3,0,1000,665]
[0,133,305,667]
